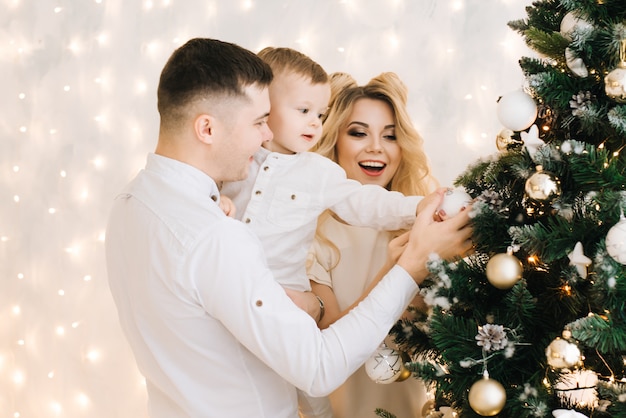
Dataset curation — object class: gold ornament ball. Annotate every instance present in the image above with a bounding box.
[486,253,523,289]
[604,65,626,103]
[525,170,561,203]
[546,337,583,369]
[394,351,413,382]
[495,128,519,151]
[468,377,507,416]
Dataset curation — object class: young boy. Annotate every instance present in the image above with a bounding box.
[221,46,422,293]
[219,47,424,418]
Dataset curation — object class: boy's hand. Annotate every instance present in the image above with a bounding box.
[219,195,236,218]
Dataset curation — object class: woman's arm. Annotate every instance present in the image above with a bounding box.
[311,231,413,329]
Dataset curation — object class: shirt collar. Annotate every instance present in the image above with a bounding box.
[146,153,220,202]
[255,146,299,163]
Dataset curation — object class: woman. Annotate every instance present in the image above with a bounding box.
[307,72,437,417]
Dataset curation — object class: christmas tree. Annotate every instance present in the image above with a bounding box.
[387,1,626,417]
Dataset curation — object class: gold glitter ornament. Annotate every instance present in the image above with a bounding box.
[468,374,507,416]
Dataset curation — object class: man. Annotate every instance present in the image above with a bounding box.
[105,38,473,417]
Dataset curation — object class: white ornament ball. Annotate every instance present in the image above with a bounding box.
[365,344,405,384]
[606,216,626,264]
[497,90,538,132]
[437,188,472,219]
[560,11,593,41]
[486,253,523,290]
[468,377,507,416]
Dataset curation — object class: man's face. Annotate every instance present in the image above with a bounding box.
[214,85,272,182]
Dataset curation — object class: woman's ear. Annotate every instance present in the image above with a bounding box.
[194,113,214,145]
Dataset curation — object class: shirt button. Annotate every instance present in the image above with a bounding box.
[291,194,296,200]
[245,218,251,224]
[210,195,218,202]
[255,190,262,195]
[263,166,269,171]
[256,300,263,307]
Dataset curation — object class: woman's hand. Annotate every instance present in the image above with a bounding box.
[416,187,450,222]
[399,189,474,284]
[283,288,322,323]
[383,231,410,271]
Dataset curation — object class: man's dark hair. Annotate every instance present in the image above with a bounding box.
[157,38,273,125]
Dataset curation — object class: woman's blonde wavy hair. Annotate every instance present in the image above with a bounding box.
[309,72,438,268]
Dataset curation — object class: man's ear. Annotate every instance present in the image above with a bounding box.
[194,113,215,145]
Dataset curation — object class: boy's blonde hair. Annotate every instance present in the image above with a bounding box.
[257,47,328,84]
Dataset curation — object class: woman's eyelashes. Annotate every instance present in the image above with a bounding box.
[346,129,397,141]
[347,129,367,138]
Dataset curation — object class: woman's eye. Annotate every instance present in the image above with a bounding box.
[384,134,397,141]
[348,130,366,138]
[299,108,310,114]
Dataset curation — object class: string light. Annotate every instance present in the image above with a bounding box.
[1,1,534,415]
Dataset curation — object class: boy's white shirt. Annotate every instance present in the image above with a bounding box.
[221,147,422,291]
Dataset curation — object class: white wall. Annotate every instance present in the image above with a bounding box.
[0,0,533,416]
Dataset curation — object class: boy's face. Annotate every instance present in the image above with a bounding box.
[263,72,330,154]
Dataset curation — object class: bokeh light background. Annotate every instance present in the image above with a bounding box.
[1,0,534,416]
